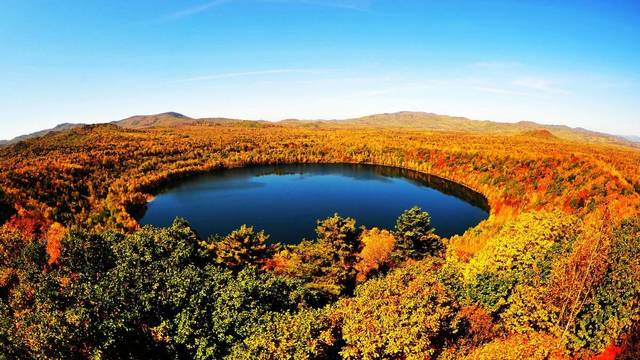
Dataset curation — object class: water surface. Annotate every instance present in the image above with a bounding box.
[138,164,488,243]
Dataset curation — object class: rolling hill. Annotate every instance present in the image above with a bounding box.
[2,111,636,148]
[113,112,195,129]
[0,123,85,146]
[289,111,632,145]
[113,112,257,129]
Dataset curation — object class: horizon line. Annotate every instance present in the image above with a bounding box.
[2,110,639,143]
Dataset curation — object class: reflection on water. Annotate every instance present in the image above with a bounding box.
[138,163,489,244]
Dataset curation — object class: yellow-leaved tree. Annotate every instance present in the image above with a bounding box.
[355,227,396,282]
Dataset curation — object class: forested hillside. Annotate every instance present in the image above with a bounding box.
[4,111,633,147]
[0,120,639,359]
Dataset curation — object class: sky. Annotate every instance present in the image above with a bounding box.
[1,0,639,140]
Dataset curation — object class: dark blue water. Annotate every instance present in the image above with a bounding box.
[138,164,489,244]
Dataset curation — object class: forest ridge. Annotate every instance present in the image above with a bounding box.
[1,111,636,147]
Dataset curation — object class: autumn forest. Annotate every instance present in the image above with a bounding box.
[0,114,638,360]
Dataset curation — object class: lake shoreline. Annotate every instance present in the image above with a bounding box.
[136,163,490,243]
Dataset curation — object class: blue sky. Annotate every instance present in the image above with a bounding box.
[1,0,639,139]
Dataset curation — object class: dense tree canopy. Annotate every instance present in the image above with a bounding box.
[0,121,639,358]
[338,260,459,360]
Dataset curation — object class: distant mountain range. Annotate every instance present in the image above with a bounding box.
[291,112,633,145]
[621,135,640,143]
[0,112,266,146]
[1,111,638,147]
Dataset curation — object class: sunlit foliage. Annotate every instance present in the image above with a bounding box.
[462,332,566,360]
[337,260,458,360]
[227,309,341,359]
[556,217,640,352]
[202,224,275,270]
[266,214,361,298]
[0,121,639,357]
[355,227,395,281]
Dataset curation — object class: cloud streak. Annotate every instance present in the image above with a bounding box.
[161,0,370,20]
[177,68,337,82]
[286,0,372,11]
[162,0,232,20]
[513,77,570,94]
[469,61,523,69]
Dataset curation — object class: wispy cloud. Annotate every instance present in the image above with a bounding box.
[468,85,528,96]
[360,79,532,97]
[162,0,232,20]
[161,0,370,21]
[292,0,372,11]
[468,62,572,95]
[469,61,523,69]
[513,77,570,94]
[177,68,337,82]
[265,74,533,98]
